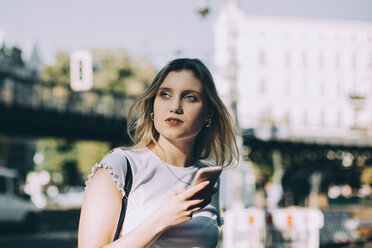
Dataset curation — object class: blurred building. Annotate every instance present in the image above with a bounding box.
[214,1,372,142]
[0,42,41,179]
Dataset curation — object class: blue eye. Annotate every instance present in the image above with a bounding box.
[159,91,170,98]
[185,95,198,102]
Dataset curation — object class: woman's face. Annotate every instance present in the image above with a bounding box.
[153,69,209,144]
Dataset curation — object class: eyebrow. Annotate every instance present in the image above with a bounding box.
[159,87,203,96]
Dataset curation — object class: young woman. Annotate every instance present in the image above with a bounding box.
[78,58,238,248]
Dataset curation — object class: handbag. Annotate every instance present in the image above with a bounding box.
[113,157,133,241]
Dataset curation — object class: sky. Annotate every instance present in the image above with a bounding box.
[1,0,372,70]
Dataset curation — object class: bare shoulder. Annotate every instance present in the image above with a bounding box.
[79,167,122,247]
[85,167,122,198]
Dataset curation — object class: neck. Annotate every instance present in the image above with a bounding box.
[150,137,196,167]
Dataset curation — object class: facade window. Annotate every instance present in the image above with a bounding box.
[320,111,325,127]
[335,51,340,68]
[259,79,266,94]
[285,80,290,95]
[259,49,266,65]
[350,33,356,41]
[303,110,308,125]
[352,51,357,69]
[336,79,342,97]
[285,50,291,67]
[337,112,342,127]
[302,51,307,68]
[319,50,324,67]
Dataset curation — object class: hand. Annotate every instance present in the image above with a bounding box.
[191,184,218,209]
[155,181,210,229]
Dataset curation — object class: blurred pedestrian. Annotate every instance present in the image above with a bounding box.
[78,58,238,247]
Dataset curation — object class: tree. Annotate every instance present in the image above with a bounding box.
[92,49,156,95]
[39,51,70,85]
[39,48,157,95]
[35,49,157,184]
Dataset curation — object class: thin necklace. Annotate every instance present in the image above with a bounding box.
[153,149,193,186]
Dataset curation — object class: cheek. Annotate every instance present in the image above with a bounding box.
[153,99,163,118]
[190,110,207,130]
[153,100,165,126]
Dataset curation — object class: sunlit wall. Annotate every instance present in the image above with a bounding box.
[214,1,372,140]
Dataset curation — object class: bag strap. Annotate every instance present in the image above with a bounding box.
[114,157,133,240]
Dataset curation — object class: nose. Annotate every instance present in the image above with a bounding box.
[170,99,183,114]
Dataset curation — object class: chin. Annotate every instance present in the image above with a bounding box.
[159,132,196,143]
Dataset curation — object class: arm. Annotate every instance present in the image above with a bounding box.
[78,168,122,247]
[78,168,210,248]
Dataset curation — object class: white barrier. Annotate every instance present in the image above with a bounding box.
[223,205,265,248]
[267,208,324,248]
[223,206,324,248]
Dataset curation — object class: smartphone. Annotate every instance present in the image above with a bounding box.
[191,166,223,187]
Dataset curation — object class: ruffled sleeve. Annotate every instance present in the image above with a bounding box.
[85,148,129,198]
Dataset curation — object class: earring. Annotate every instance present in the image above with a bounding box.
[205,118,211,128]
[150,112,154,121]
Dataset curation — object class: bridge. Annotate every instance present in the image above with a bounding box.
[0,66,136,144]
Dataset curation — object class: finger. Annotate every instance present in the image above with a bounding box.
[186,199,204,209]
[185,207,202,219]
[203,196,212,206]
[183,181,210,199]
[190,207,201,213]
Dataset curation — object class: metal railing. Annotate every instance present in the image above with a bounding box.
[0,77,136,119]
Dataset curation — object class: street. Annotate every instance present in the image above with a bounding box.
[0,230,77,248]
[0,208,79,248]
[0,208,370,248]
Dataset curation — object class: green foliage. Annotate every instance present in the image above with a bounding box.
[361,166,372,185]
[35,48,157,186]
[39,51,70,85]
[35,138,111,184]
[39,48,157,96]
[251,161,273,185]
[35,138,76,172]
[74,140,111,178]
[92,49,156,95]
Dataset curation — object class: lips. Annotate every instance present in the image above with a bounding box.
[165,118,184,126]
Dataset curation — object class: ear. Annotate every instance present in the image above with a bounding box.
[206,108,215,120]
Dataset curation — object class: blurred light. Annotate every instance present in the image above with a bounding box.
[328,185,341,199]
[31,194,46,209]
[52,171,64,184]
[359,184,372,197]
[46,185,59,198]
[341,184,352,197]
[39,170,51,185]
[357,156,366,167]
[326,150,336,160]
[336,150,344,160]
[342,153,353,167]
[33,152,44,165]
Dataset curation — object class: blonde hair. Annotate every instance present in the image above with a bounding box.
[127,58,239,168]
